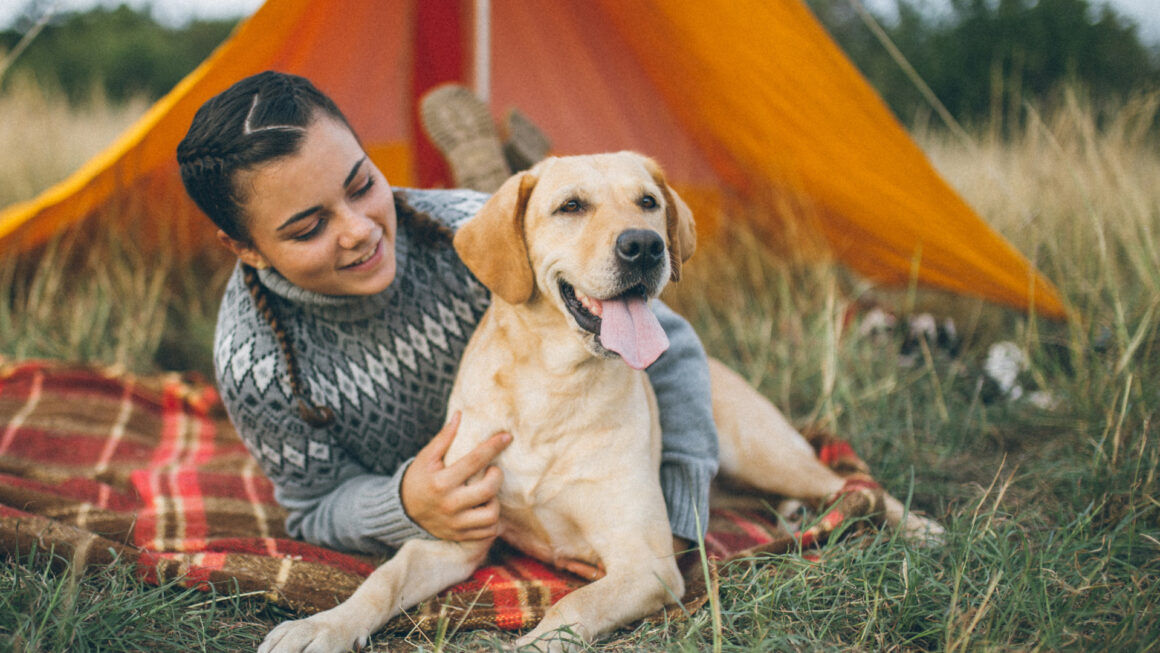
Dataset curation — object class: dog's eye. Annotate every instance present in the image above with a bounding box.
[639,194,658,210]
[557,198,585,214]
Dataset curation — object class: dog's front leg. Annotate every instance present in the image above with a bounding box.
[514,554,683,652]
[259,538,491,653]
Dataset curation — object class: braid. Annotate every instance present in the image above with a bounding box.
[178,146,248,240]
[241,264,335,428]
[394,191,453,247]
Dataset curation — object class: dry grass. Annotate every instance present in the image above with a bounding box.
[0,79,225,373]
[921,90,1160,320]
[0,75,148,208]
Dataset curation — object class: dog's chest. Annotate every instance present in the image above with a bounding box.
[496,445,577,540]
[495,432,651,566]
[446,309,667,563]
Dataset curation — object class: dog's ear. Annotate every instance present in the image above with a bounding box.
[644,158,696,282]
[454,171,539,304]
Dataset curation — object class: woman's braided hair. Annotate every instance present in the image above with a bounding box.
[178,71,349,426]
[239,265,335,426]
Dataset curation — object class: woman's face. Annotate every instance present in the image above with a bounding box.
[222,116,399,296]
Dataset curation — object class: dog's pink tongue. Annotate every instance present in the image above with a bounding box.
[599,296,669,370]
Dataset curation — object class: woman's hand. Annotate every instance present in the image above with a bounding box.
[401,412,512,541]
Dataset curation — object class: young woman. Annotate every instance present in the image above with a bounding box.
[176,71,718,572]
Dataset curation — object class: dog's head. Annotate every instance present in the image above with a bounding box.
[454,151,696,369]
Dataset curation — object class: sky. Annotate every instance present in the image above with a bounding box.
[864,0,1160,43]
[1,0,1157,44]
[0,0,264,29]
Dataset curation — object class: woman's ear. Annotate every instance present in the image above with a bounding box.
[217,229,270,270]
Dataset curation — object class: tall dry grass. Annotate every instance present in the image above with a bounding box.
[0,76,148,208]
[0,79,222,374]
[917,91,1160,432]
[922,90,1160,322]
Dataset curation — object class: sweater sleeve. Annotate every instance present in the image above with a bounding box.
[648,300,719,543]
[218,356,435,555]
[275,458,433,555]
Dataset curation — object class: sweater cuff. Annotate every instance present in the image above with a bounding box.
[359,459,435,549]
[660,459,715,544]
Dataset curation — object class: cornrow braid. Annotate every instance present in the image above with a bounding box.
[178,146,251,241]
[241,264,335,428]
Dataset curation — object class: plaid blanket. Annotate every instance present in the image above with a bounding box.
[0,358,885,634]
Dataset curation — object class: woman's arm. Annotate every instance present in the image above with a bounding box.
[647,300,720,545]
[276,459,430,555]
[250,413,511,555]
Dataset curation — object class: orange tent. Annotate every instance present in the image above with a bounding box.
[0,0,1066,318]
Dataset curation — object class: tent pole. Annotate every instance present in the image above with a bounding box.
[474,0,491,101]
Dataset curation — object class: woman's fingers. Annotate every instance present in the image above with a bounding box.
[443,430,511,487]
[450,497,502,534]
[444,463,504,513]
[418,411,461,464]
[401,418,511,541]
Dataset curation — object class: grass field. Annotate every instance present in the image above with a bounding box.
[1,81,1158,651]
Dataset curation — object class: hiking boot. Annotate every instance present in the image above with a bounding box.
[419,84,511,193]
[502,108,552,173]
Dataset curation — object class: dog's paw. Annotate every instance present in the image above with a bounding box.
[900,513,946,546]
[258,614,367,653]
[512,624,583,653]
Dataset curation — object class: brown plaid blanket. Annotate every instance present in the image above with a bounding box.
[0,358,885,634]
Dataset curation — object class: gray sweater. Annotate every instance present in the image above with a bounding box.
[214,188,718,555]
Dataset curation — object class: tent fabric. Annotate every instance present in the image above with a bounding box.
[0,0,1066,318]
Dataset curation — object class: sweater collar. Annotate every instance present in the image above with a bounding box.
[257,223,412,323]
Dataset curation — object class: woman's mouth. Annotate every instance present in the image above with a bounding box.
[341,237,383,270]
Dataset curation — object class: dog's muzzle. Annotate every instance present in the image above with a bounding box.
[557,229,671,370]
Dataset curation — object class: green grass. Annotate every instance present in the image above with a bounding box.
[0,546,267,651]
[2,89,1159,651]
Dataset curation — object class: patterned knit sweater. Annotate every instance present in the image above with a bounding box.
[214,188,719,555]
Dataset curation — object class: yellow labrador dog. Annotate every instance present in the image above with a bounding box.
[260,152,941,653]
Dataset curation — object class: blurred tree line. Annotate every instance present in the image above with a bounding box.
[1,1,1157,132]
[807,0,1160,131]
[0,4,236,104]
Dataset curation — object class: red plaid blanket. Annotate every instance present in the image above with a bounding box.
[0,359,885,634]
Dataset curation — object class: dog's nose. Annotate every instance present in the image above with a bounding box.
[615,230,665,268]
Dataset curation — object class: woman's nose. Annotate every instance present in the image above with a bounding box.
[335,206,375,249]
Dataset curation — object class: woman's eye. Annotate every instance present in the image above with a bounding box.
[292,218,326,241]
[352,176,375,198]
[639,194,658,210]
